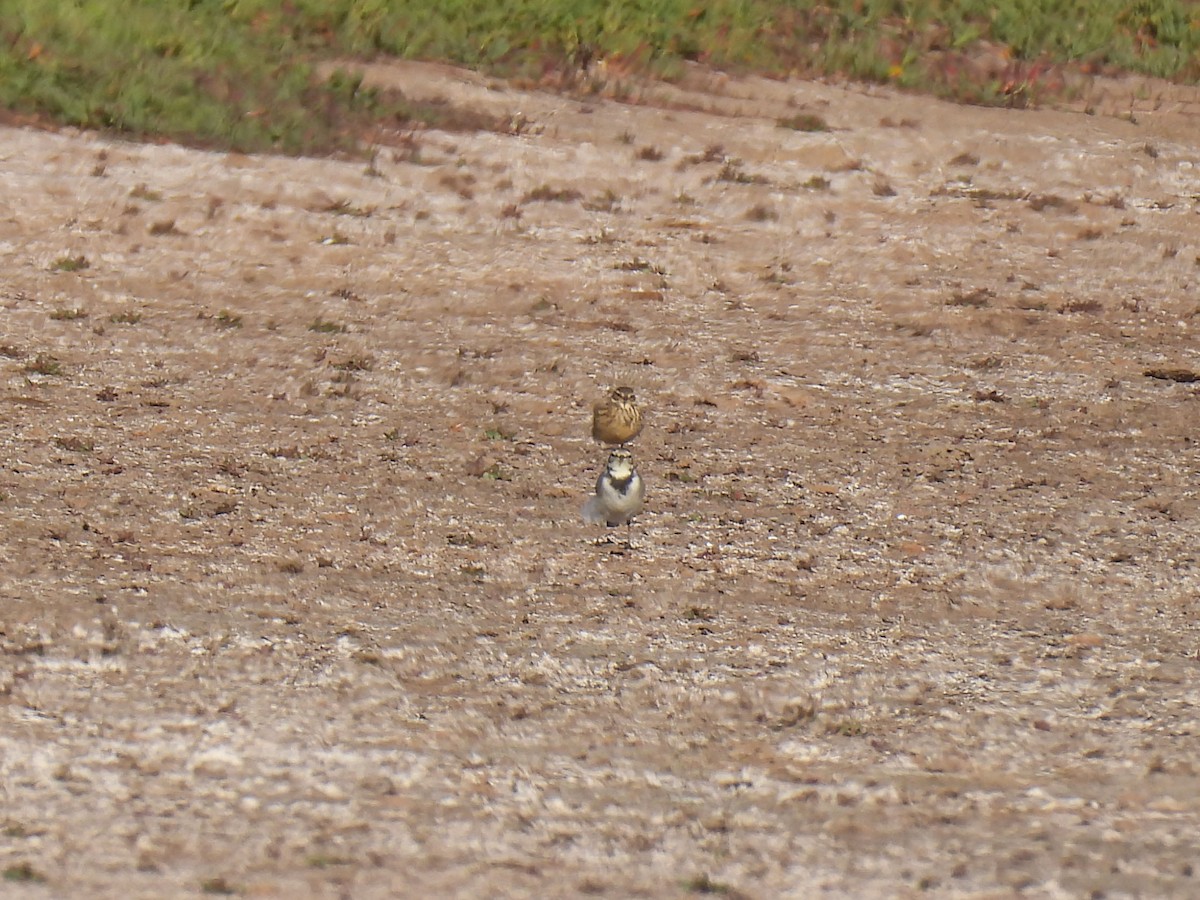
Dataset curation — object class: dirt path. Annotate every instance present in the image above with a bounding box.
[2,62,1200,898]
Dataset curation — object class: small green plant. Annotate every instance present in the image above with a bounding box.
[200,876,236,895]
[323,199,373,217]
[778,113,828,131]
[306,853,350,869]
[684,873,733,894]
[50,255,89,272]
[829,718,867,737]
[24,354,64,376]
[49,307,87,320]
[716,162,769,185]
[109,311,142,324]
[666,469,697,483]
[214,310,243,329]
[54,436,95,453]
[522,185,583,203]
[309,319,347,334]
[3,863,45,883]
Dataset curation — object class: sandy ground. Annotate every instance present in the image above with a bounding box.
[2,61,1200,898]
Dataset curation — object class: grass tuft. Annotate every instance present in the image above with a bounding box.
[199,876,236,895]
[522,185,583,204]
[3,863,45,883]
[55,436,96,453]
[323,199,374,217]
[24,353,64,376]
[50,255,89,272]
[744,203,777,222]
[778,113,828,131]
[684,872,735,894]
[309,319,347,334]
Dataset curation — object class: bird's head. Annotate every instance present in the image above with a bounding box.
[606,448,635,480]
[611,386,637,405]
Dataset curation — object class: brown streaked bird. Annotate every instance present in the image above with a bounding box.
[591,386,643,446]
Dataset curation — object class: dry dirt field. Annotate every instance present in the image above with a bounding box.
[3,61,1200,898]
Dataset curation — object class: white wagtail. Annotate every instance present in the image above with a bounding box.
[582,448,645,541]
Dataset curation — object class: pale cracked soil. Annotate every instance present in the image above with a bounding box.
[2,62,1200,898]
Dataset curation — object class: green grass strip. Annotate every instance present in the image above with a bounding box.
[0,1,1196,154]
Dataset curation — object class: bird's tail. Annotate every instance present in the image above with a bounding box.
[581,496,607,525]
